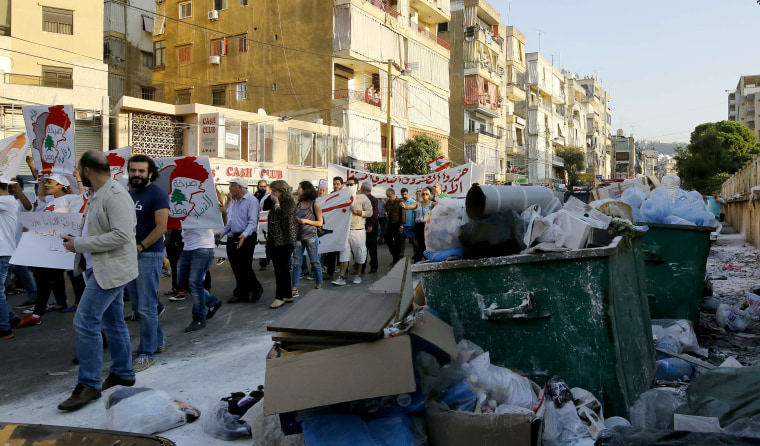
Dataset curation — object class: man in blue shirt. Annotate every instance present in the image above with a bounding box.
[706,190,726,222]
[125,154,169,373]
[216,178,262,303]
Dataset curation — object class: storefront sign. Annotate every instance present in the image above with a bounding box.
[210,163,286,185]
[200,113,224,158]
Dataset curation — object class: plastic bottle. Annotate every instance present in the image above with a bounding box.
[640,199,666,223]
[663,215,695,226]
[655,358,694,382]
[656,334,683,360]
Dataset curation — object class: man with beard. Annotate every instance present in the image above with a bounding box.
[59,151,137,411]
[124,154,169,372]
[254,180,272,271]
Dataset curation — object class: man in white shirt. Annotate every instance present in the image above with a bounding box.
[331,178,373,286]
[178,228,222,332]
[0,176,20,340]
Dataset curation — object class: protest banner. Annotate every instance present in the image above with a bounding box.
[23,105,76,176]
[11,212,84,269]
[327,163,473,198]
[18,212,84,236]
[315,186,355,253]
[106,146,131,187]
[153,156,224,230]
[0,133,30,179]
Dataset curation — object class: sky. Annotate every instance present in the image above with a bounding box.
[492,0,760,143]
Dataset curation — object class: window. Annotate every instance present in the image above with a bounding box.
[141,51,153,68]
[249,123,274,163]
[154,40,166,67]
[437,22,449,32]
[178,45,191,63]
[237,35,248,53]
[211,38,227,56]
[178,1,192,19]
[141,87,155,100]
[42,7,73,35]
[41,66,73,88]
[288,129,340,168]
[236,83,247,100]
[176,90,191,105]
[240,0,248,5]
[212,87,226,106]
[0,0,10,36]
[213,0,228,11]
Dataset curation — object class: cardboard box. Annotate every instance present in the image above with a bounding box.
[263,311,458,433]
[425,403,533,446]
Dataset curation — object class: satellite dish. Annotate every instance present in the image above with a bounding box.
[616,129,624,136]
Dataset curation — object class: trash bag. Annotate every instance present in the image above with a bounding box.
[596,426,760,446]
[466,352,536,409]
[652,319,700,354]
[629,388,682,430]
[424,198,468,252]
[441,380,477,412]
[675,366,760,427]
[716,304,752,332]
[302,414,415,446]
[572,387,605,439]
[243,398,304,446]
[105,388,196,435]
[724,415,760,439]
[423,248,463,262]
[459,210,526,259]
[540,400,594,446]
[202,401,251,440]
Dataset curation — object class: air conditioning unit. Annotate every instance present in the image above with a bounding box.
[209,55,221,65]
[208,10,219,20]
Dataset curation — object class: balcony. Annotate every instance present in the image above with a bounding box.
[4,73,73,89]
[465,101,501,118]
[552,155,565,167]
[333,89,381,108]
[409,0,450,24]
[465,128,503,149]
[409,20,450,50]
[504,83,526,101]
[748,107,755,115]
[465,25,503,51]
[505,172,527,183]
[364,0,400,18]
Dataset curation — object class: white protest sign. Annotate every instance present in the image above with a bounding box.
[106,146,131,187]
[327,163,473,198]
[315,186,355,253]
[18,212,84,236]
[0,133,30,179]
[153,156,224,230]
[23,104,76,176]
[11,234,76,269]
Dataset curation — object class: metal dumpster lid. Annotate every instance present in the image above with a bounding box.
[412,236,624,273]
[637,222,715,232]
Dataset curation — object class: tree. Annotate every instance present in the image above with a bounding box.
[44,135,54,152]
[366,162,387,174]
[395,134,441,175]
[170,188,187,205]
[676,120,760,192]
[556,146,585,187]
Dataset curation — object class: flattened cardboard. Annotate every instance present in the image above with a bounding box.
[425,404,532,446]
[410,310,458,359]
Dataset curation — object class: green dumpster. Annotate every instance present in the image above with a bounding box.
[412,236,655,417]
[638,223,713,328]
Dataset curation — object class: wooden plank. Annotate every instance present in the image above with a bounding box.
[271,331,365,344]
[267,289,398,338]
[395,257,414,323]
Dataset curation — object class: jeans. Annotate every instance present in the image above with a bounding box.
[178,248,220,322]
[271,244,294,300]
[291,236,322,287]
[125,252,164,358]
[73,269,133,389]
[226,232,262,299]
[0,257,15,331]
[5,265,37,302]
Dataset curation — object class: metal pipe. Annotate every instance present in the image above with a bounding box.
[466,185,555,220]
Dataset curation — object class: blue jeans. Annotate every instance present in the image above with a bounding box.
[73,269,133,389]
[0,257,15,331]
[5,265,37,302]
[291,235,322,287]
[125,252,164,358]
[178,248,219,322]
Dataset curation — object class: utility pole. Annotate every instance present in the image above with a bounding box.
[386,59,393,175]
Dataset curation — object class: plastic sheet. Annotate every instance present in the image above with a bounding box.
[105,388,191,435]
[596,426,760,445]
[629,388,682,430]
[675,366,760,426]
[202,401,251,440]
[425,198,468,252]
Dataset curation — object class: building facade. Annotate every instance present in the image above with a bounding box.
[152,0,451,168]
[728,75,760,141]
[0,0,109,171]
[611,131,635,179]
[578,77,612,179]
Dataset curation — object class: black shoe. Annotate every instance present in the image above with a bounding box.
[58,383,101,411]
[369,268,378,274]
[14,300,36,309]
[227,296,250,304]
[206,302,222,320]
[251,287,264,303]
[157,305,166,316]
[72,356,79,365]
[101,372,136,391]
[124,312,140,322]
[9,317,20,329]
[184,321,206,332]
[0,329,13,341]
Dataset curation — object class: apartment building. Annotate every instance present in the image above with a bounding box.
[0,0,109,166]
[578,77,612,179]
[152,0,451,170]
[611,131,635,179]
[728,75,760,141]
[441,0,526,183]
[104,0,156,107]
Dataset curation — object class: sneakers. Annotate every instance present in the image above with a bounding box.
[15,314,41,328]
[0,329,13,340]
[332,276,347,286]
[58,383,101,411]
[353,275,363,284]
[133,356,155,372]
[206,301,222,320]
[157,305,166,316]
[101,372,135,391]
[14,299,35,309]
[291,288,300,299]
[124,311,140,322]
[184,321,206,332]
[168,291,186,302]
[155,343,166,354]
[304,274,315,281]
[217,258,227,266]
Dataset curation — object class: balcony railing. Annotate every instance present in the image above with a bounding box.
[410,20,450,50]
[4,73,73,89]
[333,88,381,108]
[366,0,399,18]
[465,25,503,48]
[465,128,501,139]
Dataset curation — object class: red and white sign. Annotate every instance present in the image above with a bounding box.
[200,113,224,158]
[105,146,131,187]
[210,163,286,186]
[427,156,451,172]
[328,163,473,198]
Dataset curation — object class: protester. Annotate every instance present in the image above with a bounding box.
[363,182,379,274]
[163,229,184,299]
[400,188,418,258]
[58,150,137,411]
[706,190,726,222]
[318,185,329,197]
[8,178,37,310]
[254,180,272,272]
[291,181,324,299]
[178,228,222,332]
[332,178,372,286]
[216,178,263,303]
[266,180,298,309]
[409,187,435,262]
[384,188,406,265]
[434,182,451,199]
[323,176,344,278]
[124,154,169,372]
[0,176,21,341]
[377,197,386,245]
